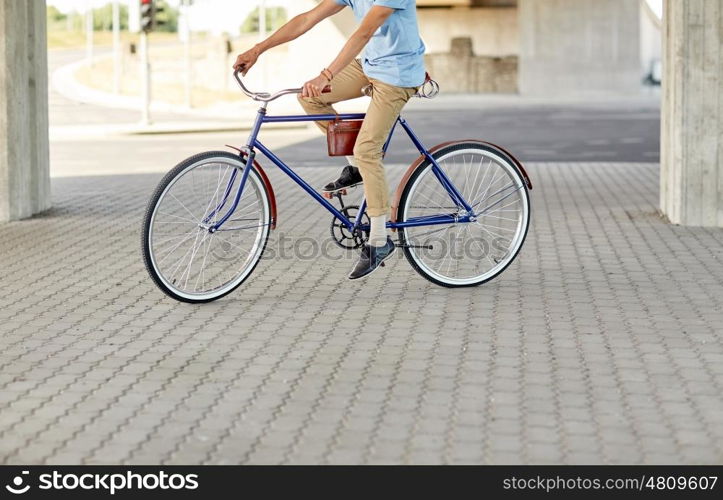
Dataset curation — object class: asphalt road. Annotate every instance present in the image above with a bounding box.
[49,48,192,126]
[50,101,660,179]
[49,49,661,172]
[276,100,661,164]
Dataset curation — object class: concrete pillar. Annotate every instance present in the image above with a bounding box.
[661,0,722,227]
[518,0,641,95]
[0,0,51,222]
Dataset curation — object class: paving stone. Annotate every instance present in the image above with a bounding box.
[0,163,721,465]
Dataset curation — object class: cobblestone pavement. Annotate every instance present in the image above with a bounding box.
[1,162,722,465]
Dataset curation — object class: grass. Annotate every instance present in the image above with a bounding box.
[47,29,181,50]
[76,60,243,109]
[74,42,245,109]
[61,31,267,109]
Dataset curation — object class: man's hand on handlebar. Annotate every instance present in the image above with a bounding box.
[302,74,332,99]
[233,46,261,76]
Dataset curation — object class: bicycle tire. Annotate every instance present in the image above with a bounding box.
[398,142,531,288]
[141,151,271,303]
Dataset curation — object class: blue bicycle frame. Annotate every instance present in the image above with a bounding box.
[209,105,475,234]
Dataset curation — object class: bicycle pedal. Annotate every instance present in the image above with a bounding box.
[322,188,348,200]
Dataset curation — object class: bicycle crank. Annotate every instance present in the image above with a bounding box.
[330,204,369,249]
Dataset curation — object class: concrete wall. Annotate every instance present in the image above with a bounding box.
[0,0,51,222]
[418,7,518,56]
[661,0,723,227]
[282,2,519,94]
[518,0,642,96]
[425,38,517,93]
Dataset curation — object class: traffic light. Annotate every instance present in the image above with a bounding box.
[140,0,153,32]
[140,0,166,33]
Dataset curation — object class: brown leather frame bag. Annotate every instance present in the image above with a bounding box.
[327,118,363,157]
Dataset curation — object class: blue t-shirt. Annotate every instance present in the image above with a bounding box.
[334,0,426,88]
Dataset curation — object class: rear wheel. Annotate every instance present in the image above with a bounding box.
[142,151,271,303]
[398,143,531,287]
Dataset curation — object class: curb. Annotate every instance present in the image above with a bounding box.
[49,54,309,136]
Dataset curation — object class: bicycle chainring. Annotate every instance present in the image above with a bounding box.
[330,205,369,249]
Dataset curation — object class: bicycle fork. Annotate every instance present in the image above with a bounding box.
[204,150,255,233]
[205,106,268,232]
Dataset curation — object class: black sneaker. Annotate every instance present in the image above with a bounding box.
[348,237,396,280]
[323,165,363,193]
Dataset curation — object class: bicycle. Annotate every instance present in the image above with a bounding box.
[142,71,533,303]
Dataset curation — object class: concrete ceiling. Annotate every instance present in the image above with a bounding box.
[417,0,517,7]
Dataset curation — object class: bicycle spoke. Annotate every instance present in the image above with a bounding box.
[157,211,198,224]
[169,193,202,224]
[202,164,231,222]
[478,188,523,215]
[168,229,202,283]
[475,222,509,241]
[475,169,502,209]
[217,222,271,232]
[147,157,269,300]
[212,233,253,254]
[155,228,198,252]
[153,220,199,225]
[195,234,213,292]
[191,168,206,216]
[479,213,522,223]
[470,182,517,209]
[157,228,202,265]
[480,198,522,216]
[477,221,516,234]
[401,147,528,285]
[182,231,210,290]
[406,224,457,240]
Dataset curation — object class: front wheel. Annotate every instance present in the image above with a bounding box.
[398,142,531,287]
[142,151,272,303]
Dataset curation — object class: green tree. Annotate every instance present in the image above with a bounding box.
[241,7,287,34]
[152,1,179,33]
[46,5,67,23]
[91,3,129,31]
[85,1,177,32]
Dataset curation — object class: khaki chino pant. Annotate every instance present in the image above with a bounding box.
[298,59,417,218]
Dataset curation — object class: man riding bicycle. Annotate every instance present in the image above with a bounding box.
[234,0,426,280]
